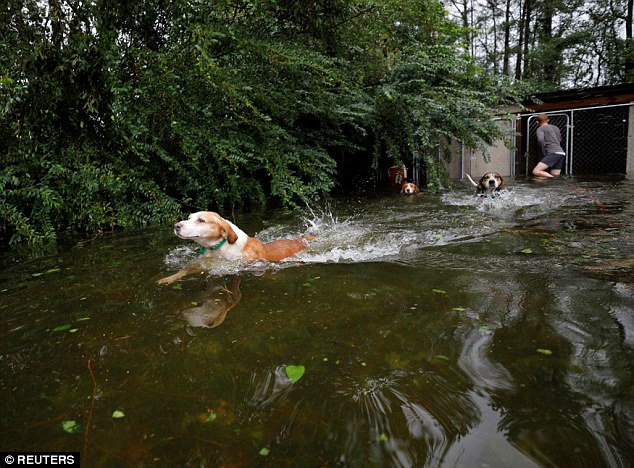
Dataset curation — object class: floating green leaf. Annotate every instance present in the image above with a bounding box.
[112,410,125,419]
[452,307,466,311]
[259,448,270,456]
[432,289,447,294]
[520,248,533,254]
[479,325,490,332]
[285,365,305,383]
[377,433,389,442]
[52,324,72,332]
[536,348,553,355]
[61,420,82,433]
[303,276,321,287]
[434,355,449,361]
[206,411,217,422]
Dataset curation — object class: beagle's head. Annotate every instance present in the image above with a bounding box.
[401,182,420,194]
[173,211,238,247]
[478,172,504,191]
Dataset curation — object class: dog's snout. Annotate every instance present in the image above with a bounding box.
[488,179,496,186]
[174,222,182,232]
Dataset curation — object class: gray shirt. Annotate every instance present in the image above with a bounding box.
[536,123,564,156]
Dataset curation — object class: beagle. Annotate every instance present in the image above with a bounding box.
[400,182,420,195]
[158,211,314,284]
[465,172,505,197]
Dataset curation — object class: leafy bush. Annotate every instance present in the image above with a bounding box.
[0,0,525,245]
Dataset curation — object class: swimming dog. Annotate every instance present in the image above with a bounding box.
[158,211,314,284]
[465,172,505,197]
[400,182,420,195]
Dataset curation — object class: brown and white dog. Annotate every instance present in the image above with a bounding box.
[158,211,314,284]
[465,172,505,197]
[400,182,420,195]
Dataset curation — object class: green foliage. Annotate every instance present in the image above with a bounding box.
[370,41,520,191]
[0,0,525,244]
[450,0,633,88]
[285,365,306,383]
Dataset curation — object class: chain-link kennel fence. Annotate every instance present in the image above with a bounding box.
[524,104,630,175]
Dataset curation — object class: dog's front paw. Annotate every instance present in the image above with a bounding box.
[158,275,176,285]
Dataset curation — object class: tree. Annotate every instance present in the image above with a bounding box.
[443,0,634,87]
[1,0,526,244]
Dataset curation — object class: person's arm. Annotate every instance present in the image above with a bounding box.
[536,127,546,155]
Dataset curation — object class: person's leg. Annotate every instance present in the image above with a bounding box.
[532,162,553,178]
[548,154,565,176]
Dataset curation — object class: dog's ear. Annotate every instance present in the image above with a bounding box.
[498,177,505,190]
[222,221,239,244]
[478,174,488,187]
[213,214,239,244]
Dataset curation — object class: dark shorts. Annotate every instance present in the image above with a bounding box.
[541,153,566,170]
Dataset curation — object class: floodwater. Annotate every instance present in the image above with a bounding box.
[1,176,633,467]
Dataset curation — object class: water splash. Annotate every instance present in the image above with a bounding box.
[162,182,594,274]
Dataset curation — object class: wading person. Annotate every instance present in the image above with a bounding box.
[533,113,565,178]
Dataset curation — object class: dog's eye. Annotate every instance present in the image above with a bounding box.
[197,218,205,223]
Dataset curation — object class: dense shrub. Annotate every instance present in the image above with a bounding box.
[0,0,524,245]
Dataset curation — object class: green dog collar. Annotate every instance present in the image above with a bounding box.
[199,238,227,255]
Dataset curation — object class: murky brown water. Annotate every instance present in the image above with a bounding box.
[1,176,633,466]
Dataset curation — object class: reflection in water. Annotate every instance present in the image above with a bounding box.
[244,366,296,412]
[327,367,486,466]
[181,276,242,328]
[611,282,634,347]
[0,177,633,465]
[458,329,515,392]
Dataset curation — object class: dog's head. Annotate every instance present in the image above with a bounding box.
[478,172,505,191]
[174,211,239,246]
[401,182,420,194]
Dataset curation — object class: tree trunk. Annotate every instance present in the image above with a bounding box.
[49,0,64,47]
[502,0,511,76]
[624,0,634,81]
[515,0,533,80]
[625,0,634,40]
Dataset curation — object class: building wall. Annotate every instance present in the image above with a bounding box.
[446,102,634,180]
[445,118,516,179]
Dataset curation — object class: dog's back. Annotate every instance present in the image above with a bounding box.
[243,236,315,262]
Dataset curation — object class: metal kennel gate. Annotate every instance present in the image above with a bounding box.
[523,103,630,175]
